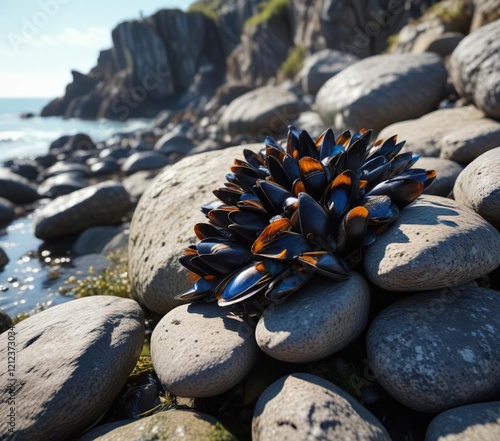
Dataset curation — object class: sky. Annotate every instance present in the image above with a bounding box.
[0,0,187,98]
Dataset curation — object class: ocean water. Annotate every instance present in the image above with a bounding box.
[0,97,151,162]
[0,98,152,317]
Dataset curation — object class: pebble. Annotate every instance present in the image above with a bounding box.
[256,273,370,363]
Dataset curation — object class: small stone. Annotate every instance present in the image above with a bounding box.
[0,247,8,269]
[425,401,500,441]
[0,296,144,440]
[76,409,237,441]
[440,118,500,164]
[0,308,13,333]
[367,286,500,413]
[33,181,131,240]
[416,157,463,197]
[0,168,39,204]
[253,373,390,440]
[364,195,500,291]
[454,147,500,228]
[151,302,259,398]
[256,273,370,363]
[121,151,169,175]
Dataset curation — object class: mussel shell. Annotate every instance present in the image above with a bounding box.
[265,265,312,301]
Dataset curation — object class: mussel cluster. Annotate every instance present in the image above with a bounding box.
[176,127,435,312]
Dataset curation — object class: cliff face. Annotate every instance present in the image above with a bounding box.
[42,0,437,120]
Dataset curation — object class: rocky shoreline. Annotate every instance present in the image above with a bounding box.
[1,1,500,440]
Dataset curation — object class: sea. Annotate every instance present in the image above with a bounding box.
[0,98,151,317]
[0,97,151,162]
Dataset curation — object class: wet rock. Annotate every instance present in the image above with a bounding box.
[10,160,39,181]
[439,119,500,164]
[122,151,169,175]
[316,53,447,133]
[297,49,358,95]
[154,134,195,155]
[256,273,370,363]
[33,181,131,240]
[416,157,463,197]
[367,286,500,413]
[450,20,500,119]
[0,308,13,333]
[151,302,258,397]
[72,225,127,256]
[90,159,120,177]
[0,296,144,440]
[454,147,500,228]
[129,143,260,315]
[0,168,39,204]
[253,373,390,441]
[0,247,8,269]
[38,173,88,199]
[220,85,308,137]
[0,198,15,225]
[364,195,500,291]
[44,162,90,179]
[76,409,237,441]
[426,401,500,441]
[378,106,485,157]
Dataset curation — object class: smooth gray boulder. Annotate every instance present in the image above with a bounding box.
[256,273,370,363]
[454,147,500,228]
[364,195,500,291]
[415,157,463,197]
[76,410,237,441]
[154,133,195,155]
[440,118,500,163]
[33,181,130,240]
[297,49,358,95]
[0,296,144,440]
[378,106,485,157]
[367,286,500,413]
[0,168,39,204]
[426,401,500,441]
[253,373,390,441]
[129,144,260,315]
[121,151,169,175]
[122,169,162,204]
[450,19,500,119]
[151,302,259,398]
[220,85,308,137]
[316,53,447,133]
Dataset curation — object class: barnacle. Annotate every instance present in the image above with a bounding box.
[176,126,435,313]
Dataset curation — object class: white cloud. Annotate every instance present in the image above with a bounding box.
[61,27,110,48]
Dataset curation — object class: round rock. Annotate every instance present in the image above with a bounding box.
[76,409,237,441]
[316,53,447,133]
[364,195,500,291]
[0,308,13,333]
[416,157,463,197]
[0,246,8,269]
[440,118,500,164]
[150,302,259,398]
[220,85,308,137]
[33,181,131,240]
[0,296,144,440]
[426,401,500,441]
[129,143,261,315]
[256,273,370,363]
[38,172,88,199]
[253,373,390,441]
[121,151,169,175]
[0,198,15,225]
[367,286,500,413]
[450,19,500,119]
[454,147,500,228]
[0,168,39,204]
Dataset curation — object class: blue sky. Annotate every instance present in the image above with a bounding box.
[0,0,187,98]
